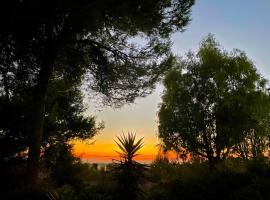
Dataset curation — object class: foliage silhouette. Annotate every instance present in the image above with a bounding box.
[115,132,144,162]
[147,158,270,200]
[0,0,195,182]
[158,34,270,170]
[113,132,147,200]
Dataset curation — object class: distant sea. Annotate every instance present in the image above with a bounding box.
[80,157,152,165]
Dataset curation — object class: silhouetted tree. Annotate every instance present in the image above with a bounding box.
[0,69,103,194]
[43,74,104,146]
[158,34,270,170]
[0,0,195,182]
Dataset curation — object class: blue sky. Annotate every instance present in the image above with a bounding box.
[172,0,270,78]
[81,0,270,161]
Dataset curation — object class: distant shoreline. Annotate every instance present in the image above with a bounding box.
[79,157,153,165]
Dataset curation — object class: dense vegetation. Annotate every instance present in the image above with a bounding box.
[158,35,270,170]
[0,0,194,185]
[10,153,270,200]
[1,1,270,200]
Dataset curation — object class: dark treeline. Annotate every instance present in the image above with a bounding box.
[1,0,270,200]
[0,0,195,199]
[158,34,270,170]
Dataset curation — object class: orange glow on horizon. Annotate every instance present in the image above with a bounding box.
[71,140,159,163]
[71,140,185,164]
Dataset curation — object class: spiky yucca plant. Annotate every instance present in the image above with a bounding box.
[115,132,144,163]
[113,132,146,200]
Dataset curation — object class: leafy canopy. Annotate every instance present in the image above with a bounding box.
[0,0,195,183]
[0,0,195,106]
[158,34,270,166]
[0,0,194,156]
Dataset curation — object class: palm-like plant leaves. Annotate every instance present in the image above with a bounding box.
[113,132,146,200]
[114,132,144,163]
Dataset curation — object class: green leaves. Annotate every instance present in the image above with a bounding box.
[158,35,270,168]
[0,0,195,106]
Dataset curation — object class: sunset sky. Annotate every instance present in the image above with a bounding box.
[73,0,270,163]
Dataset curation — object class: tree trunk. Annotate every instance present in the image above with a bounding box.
[208,155,222,172]
[27,45,55,184]
[208,156,215,172]
[2,72,10,101]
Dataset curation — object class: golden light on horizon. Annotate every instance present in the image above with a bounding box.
[71,137,160,163]
[75,86,164,163]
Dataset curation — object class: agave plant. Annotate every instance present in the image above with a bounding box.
[115,132,144,163]
[113,132,146,200]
